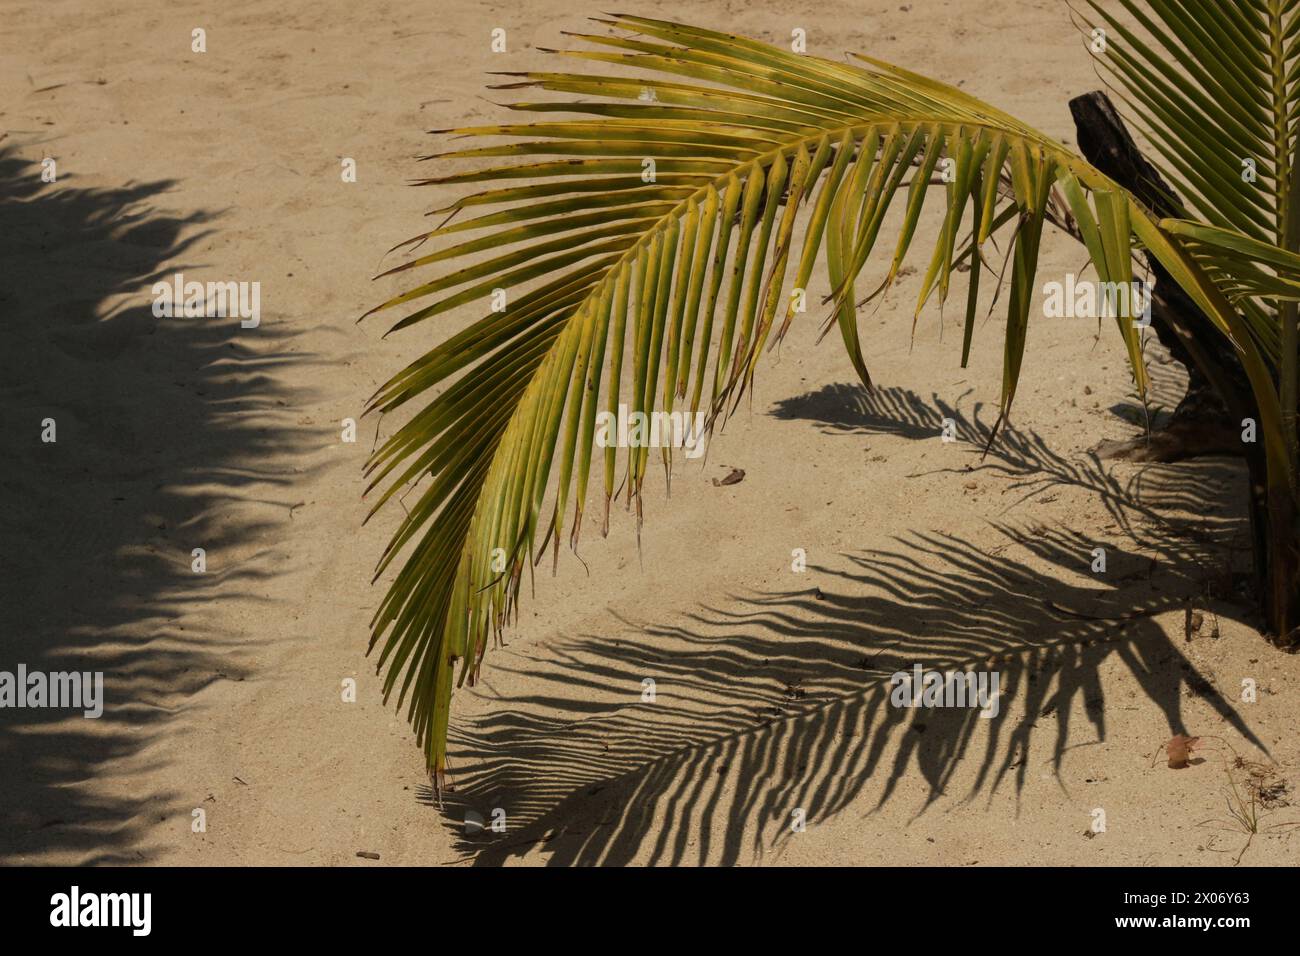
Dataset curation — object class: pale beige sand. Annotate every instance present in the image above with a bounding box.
[1,0,1297,866]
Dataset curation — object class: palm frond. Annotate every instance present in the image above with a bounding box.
[362,15,1279,780]
[1074,0,1300,246]
[1164,218,1300,302]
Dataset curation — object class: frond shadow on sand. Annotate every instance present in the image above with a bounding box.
[428,379,1266,865]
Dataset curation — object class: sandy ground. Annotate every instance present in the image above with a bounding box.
[2,0,1298,866]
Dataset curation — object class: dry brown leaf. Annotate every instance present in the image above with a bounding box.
[712,468,745,487]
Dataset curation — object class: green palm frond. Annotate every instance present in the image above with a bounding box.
[362,14,1287,780]
[1164,218,1300,303]
[1075,0,1300,245]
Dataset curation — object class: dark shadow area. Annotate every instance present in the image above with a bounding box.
[0,144,315,863]
[434,380,1264,865]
